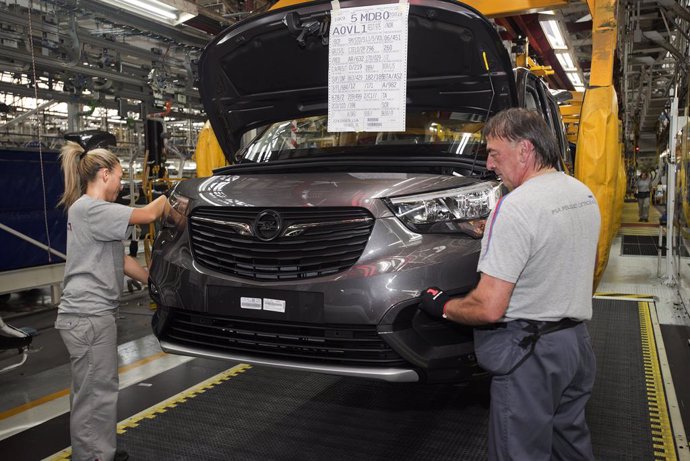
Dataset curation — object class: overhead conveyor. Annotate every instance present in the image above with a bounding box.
[19,297,684,461]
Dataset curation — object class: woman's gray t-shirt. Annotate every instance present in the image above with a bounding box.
[58,195,133,316]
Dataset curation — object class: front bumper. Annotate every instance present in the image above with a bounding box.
[150,216,487,383]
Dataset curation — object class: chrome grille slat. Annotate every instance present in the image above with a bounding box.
[193,241,367,261]
[190,207,374,280]
[192,226,373,246]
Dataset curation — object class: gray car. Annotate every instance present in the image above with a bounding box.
[149,0,570,383]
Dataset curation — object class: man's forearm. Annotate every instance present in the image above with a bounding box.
[444,292,500,325]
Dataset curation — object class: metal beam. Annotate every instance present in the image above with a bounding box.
[0,223,66,260]
[642,30,687,63]
[0,8,189,65]
[0,101,58,130]
[78,0,210,48]
[0,263,65,299]
[0,46,143,86]
[0,82,207,122]
[658,0,690,26]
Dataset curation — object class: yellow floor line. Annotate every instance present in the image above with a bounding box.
[593,292,655,301]
[0,351,167,421]
[639,301,678,461]
[46,363,252,461]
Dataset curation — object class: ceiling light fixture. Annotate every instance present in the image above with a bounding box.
[555,52,576,71]
[96,0,198,26]
[539,19,567,50]
[567,72,583,87]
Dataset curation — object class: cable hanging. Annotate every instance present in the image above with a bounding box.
[27,0,54,263]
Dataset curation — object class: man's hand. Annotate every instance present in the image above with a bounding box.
[419,287,450,319]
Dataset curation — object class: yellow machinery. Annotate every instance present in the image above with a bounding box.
[573,0,624,288]
[195,121,227,177]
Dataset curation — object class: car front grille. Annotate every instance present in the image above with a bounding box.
[164,310,408,367]
[189,207,374,280]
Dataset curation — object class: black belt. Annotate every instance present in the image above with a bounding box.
[477,318,581,331]
[517,318,582,347]
[477,318,582,376]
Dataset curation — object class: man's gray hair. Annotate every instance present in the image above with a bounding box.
[483,108,561,170]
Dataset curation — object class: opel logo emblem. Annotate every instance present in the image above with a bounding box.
[254,209,282,241]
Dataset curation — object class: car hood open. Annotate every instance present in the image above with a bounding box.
[198,0,517,161]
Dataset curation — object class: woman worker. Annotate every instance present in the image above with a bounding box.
[55,136,169,461]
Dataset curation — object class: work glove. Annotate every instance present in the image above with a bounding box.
[419,287,450,319]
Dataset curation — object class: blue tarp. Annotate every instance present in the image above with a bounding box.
[0,148,67,271]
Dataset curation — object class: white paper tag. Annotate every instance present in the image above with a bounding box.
[263,298,286,313]
[328,3,409,132]
[240,297,262,310]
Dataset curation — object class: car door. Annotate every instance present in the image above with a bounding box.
[514,68,570,172]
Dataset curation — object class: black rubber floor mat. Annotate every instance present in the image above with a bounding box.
[587,298,654,460]
[118,368,490,460]
[622,235,689,256]
[112,299,658,460]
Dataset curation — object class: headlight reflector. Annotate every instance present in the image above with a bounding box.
[384,182,501,237]
[161,185,190,235]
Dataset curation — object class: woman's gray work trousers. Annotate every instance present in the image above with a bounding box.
[56,313,119,461]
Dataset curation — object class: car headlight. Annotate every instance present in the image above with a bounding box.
[162,185,190,233]
[384,181,502,238]
[168,188,190,216]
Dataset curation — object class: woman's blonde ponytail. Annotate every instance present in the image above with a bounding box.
[58,141,84,209]
[58,141,121,209]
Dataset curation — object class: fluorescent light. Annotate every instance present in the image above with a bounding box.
[574,86,585,92]
[96,0,198,25]
[555,52,576,71]
[540,19,567,50]
[567,72,583,87]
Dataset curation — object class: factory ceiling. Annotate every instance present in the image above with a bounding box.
[0,0,687,160]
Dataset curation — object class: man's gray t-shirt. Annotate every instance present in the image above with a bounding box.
[58,195,133,316]
[477,172,600,322]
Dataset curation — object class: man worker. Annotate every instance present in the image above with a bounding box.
[420,108,600,460]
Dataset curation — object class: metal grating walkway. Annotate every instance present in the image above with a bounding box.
[621,235,689,257]
[49,298,675,460]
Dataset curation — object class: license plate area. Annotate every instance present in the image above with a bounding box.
[206,286,324,322]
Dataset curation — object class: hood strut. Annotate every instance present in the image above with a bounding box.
[283,11,330,47]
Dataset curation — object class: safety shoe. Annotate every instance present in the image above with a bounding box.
[114,449,129,461]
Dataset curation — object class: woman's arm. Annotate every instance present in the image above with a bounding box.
[124,255,148,284]
[129,195,171,225]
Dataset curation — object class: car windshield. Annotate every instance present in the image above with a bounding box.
[237,112,487,164]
